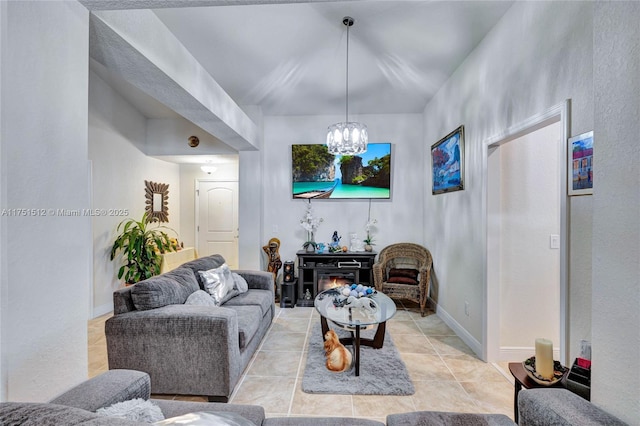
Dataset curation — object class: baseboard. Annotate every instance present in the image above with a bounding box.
[499,346,561,362]
[92,303,113,319]
[432,299,483,359]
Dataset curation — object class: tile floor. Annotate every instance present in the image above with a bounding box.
[88,302,516,423]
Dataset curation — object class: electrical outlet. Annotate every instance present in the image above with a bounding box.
[464,301,470,316]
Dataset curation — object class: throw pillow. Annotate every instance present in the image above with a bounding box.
[154,411,255,426]
[232,272,249,293]
[199,264,234,306]
[387,276,419,285]
[96,398,164,423]
[185,290,218,307]
[388,268,419,279]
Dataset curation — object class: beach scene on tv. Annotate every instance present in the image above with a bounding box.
[292,143,391,199]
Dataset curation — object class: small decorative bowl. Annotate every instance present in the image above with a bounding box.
[523,356,568,386]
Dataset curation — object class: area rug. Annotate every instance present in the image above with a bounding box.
[301,322,415,395]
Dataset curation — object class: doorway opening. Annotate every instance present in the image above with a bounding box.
[483,100,570,364]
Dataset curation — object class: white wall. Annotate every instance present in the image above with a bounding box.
[0,1,91,401]
[179,160,239,249]
[422,1,593,359]
[592,2,640,422]
[495,123,561,353]
[262,114,424,270]
[89,71,181,317]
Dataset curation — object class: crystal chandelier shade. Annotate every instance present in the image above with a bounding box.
[326,16,368,156]
[326,121,368,155]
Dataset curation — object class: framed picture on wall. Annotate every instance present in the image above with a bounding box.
[568,131,593,196]
[431,125,464,194]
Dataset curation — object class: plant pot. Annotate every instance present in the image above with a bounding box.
[364,244,373,252]
[305,244,315,253]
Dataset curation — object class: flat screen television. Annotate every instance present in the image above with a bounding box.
[291,143,391,199]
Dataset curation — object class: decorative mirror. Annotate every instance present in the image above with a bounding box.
[144,180,169,222]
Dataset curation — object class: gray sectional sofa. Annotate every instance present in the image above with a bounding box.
[0,369,628,425]
[105,255,275,402]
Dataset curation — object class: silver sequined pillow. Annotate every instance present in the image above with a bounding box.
[199,264,234,306]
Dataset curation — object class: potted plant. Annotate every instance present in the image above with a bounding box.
[363,218,377,252]
[110,212,176,284]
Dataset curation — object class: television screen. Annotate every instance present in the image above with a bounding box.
[292,143,391,199]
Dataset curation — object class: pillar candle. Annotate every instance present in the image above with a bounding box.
[535,338,554,379]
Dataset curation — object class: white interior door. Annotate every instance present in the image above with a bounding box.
[487,120,564,362]
[196,181,239,268]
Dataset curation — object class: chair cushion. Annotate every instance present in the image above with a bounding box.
[130,268,199,311]
[387,268,419,285]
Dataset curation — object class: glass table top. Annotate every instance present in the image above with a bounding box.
[314,287,397,327]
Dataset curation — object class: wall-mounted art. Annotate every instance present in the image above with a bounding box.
[568,131,593,196]
[145,180,169,222]
[431,125,464,195]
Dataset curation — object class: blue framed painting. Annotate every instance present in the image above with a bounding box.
[431,125,464,195]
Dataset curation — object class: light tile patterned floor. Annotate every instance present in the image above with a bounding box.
[89,302,515,423]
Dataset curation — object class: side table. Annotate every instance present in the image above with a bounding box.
[509,362,564,423]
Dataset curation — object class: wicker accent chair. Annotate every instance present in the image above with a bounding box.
[373,243,432,316]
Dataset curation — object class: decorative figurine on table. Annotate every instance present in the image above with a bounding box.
[349,233,365,252]
[316,242,326,253]
[329,231,343,252]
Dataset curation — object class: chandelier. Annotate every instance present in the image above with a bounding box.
[326,16,368,155]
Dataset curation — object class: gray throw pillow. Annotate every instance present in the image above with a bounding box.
[199,264,234,306]
[232,272,249,293]
[185,290,218,307]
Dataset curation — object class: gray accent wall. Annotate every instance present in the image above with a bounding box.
[592,1,640,421]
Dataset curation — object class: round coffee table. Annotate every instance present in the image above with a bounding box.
[314,288,397,376]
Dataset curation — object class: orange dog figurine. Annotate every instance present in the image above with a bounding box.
[323,330,352,372]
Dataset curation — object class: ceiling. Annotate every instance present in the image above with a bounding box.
[87,1,513,120]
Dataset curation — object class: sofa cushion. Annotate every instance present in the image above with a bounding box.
[155,411,255,425]
[264,417,385,425]
[386,411,515,425]
[518,388,626,426]
[223,305,262,350]
[223,289,273,317]
[131,268,199,311]
[180,255,226,288]
[0,402,145,425]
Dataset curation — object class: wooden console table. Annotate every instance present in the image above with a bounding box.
[296,250,376,307]
[160,247,198,273]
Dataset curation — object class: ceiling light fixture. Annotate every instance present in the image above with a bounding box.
[200,166,217,174]
[326,16,368,155]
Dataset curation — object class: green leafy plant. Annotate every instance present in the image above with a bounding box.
[110,212,175,284]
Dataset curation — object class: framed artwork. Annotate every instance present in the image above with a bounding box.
[431,125,464,194]
[568,131,593,196]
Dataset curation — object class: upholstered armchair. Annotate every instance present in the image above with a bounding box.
[373,243,432,316]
